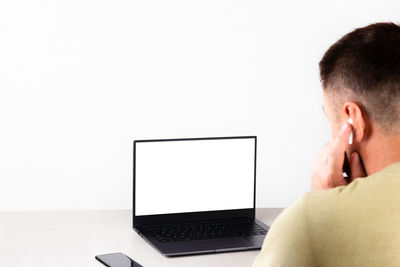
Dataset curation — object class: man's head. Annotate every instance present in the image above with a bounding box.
[319,22,400,175]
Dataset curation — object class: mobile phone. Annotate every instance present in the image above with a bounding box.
[342,118,353,182]
[342,152,351,182]
[95,252,143,267]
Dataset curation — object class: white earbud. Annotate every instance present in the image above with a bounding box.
[348,118,353,144]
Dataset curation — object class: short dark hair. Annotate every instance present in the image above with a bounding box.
[319,22,400,131]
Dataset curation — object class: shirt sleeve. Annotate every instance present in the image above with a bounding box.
[252,194,317,267]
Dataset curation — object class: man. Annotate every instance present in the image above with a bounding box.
[253,22,400,267]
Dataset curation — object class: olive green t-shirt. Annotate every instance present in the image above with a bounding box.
[253,161,400,267]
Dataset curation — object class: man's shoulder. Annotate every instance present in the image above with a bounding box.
[300,176,387,244]
[305,179,368,221]
[253,193,317,266]
[273,177,378,236]
[306,171,389,214]
[276,188,345,235]
[282,161,400,229]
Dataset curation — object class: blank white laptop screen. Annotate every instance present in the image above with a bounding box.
[135,137,255,216]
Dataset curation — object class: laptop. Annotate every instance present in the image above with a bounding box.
[132,136,269,256]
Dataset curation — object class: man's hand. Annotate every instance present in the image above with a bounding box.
[311,122,366,191]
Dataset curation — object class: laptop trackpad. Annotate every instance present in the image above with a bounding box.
[159,237,256,255]
[204,237,253,251]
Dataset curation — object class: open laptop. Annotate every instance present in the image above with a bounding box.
[132,136,269,256]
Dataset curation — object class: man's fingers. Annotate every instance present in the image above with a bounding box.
[350,151,367,182]
[328,123,352,169]
[331,123,352,153]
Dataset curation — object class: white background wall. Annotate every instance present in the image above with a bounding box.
[0,0,399,210]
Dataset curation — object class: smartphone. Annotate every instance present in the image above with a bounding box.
[342,152,351,182]
[95,253,143,267]
[343,151,367,182]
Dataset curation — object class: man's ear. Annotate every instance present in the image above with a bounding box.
[342,101,367,142]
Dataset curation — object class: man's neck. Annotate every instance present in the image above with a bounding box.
[362,133,400,176]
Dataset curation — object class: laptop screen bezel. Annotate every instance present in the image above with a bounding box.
[132,136,257,227]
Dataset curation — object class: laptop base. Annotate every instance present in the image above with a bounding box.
[135,218,269,257]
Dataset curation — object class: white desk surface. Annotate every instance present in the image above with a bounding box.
[0,208,283,267]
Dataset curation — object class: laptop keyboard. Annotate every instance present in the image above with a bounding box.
[141,221,268,243]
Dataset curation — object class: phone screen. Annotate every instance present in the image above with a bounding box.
[95,253,143,267]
